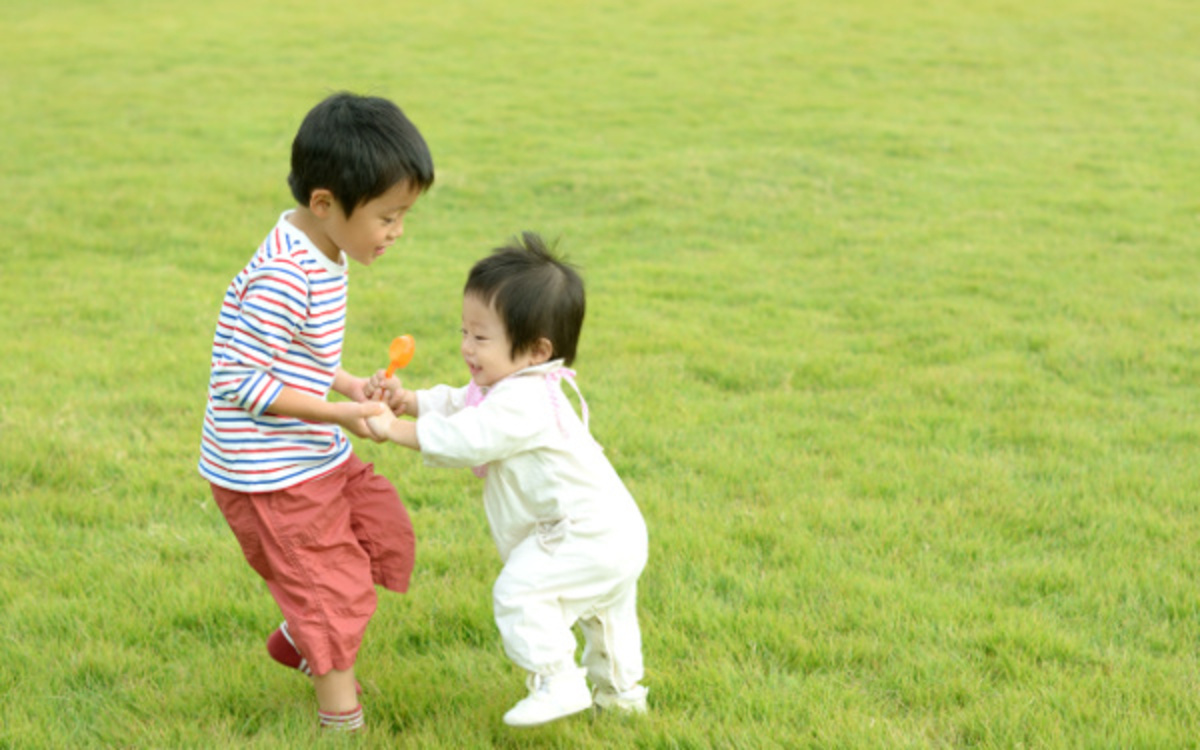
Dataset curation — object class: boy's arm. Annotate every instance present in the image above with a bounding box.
[331,367,370,402]
[267,385,381,441]
[212,258,366,424]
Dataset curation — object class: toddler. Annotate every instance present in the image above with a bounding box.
[365,232,650,727]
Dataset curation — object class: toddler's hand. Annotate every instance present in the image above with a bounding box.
[364,369,388,400]
[332,401,384,442]
[365,369,402,409]
[367,368,418,416]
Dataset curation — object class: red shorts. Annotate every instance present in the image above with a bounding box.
[210,453,415,675]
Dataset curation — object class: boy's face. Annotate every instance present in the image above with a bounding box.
[318,180,421,266]
[460,293,543,388]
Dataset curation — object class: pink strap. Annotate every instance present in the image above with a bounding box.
[463,368,588,479]
[545,367,588,433]
[465,380,489,477]
[465,379,486,408]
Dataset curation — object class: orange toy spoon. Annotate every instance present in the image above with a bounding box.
[385,334,416,378]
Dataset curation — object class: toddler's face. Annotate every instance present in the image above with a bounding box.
[460,293,540,388]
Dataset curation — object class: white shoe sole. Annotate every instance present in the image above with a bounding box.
[503,699,591,727]
[501,691,590,729]
[594,686,649,714]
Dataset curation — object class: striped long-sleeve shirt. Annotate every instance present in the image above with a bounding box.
[199,212,352,492]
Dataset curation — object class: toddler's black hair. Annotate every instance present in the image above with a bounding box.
[465,232,585,366]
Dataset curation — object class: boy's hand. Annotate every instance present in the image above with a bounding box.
[344,377,371,403]
[332,367,371,403]
[364,400,397,441]
[332,401,386,442]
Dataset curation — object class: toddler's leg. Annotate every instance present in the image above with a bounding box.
[580,580,645,692]
[492,536,591,727]
[580,582,648,714]
[492,536,580,674]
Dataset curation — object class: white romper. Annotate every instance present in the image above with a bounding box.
[416,360,648,690]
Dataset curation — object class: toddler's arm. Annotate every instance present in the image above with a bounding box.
[364,402,421,450]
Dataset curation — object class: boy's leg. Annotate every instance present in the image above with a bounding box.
[341,454,416,594]
[267,620,312,675]
[258,471,377,677]
[210,467,375,717]
[314,668,360,720]
[267,621,363,694]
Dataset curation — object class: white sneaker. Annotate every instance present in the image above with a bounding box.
[503,668,593,727]
[593,684,649,714]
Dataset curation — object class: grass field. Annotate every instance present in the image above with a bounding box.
[2,0,1199,747]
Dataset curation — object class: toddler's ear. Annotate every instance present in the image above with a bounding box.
[531,337,554,365]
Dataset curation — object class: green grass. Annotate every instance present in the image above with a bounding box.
[2,0,1199,747]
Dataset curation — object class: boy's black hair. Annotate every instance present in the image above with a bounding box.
[465,232,585,366]
[288,92,435,217]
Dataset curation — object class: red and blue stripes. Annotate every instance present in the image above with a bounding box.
[200,215,352,491]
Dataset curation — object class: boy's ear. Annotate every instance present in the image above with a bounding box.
[308,188,336,217]
[530,337,554,365]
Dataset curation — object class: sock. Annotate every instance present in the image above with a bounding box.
[319,705,364,732]
[266,622,363,694]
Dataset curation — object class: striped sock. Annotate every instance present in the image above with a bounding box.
[319,705,364,732]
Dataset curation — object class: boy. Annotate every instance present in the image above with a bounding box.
[198,92,434,732]
[364,233,650,727]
